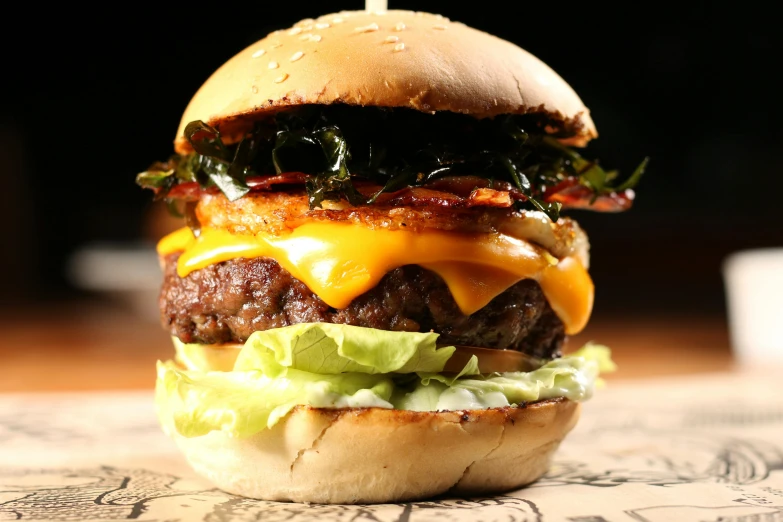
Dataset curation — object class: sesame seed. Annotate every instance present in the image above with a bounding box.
[315,22,330,29]
[274,73,289,83]
[251,49,266,58]
[268,61,279,69]
[354,23,379,33]
[300,24,313,32]
[311,34,322,42]
[251,85,259,94]
[393,42,405,52]
[332,17,344,23]
[433,24,447,30]
[288,27,302,35]
[384,36,399,43]
[298,18,315,26]
[393,22,406,31]
[290,51,303,62]
[270,42,282,49]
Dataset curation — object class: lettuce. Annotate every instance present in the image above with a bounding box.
[156,362,394,438]
[401,344,613,411]
[234,323,458,375]
[156,323,614,439]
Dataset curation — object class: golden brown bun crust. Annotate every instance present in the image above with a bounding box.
[174,10,596,154]
[166,398,579,504]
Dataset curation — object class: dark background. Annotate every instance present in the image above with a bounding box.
[1,2,780,319]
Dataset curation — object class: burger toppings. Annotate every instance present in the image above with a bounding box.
[189,189,590,263]
[157,221,594,336]
[160,254,565,358]
[137,106,647,222]
[172,340,547,375]
[157,322,615,437]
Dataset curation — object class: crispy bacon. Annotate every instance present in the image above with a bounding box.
[165,172,310,201]
[544,181,634,212]
[424,176,524,200]
[357,186,514,209]
[405,175,633,211]
[362,176,518,209]
[164,181,202,201]
[163,171,630,212]
[424,176,493,197]
[247,172,310,189]
[370,187,466,207]
[468,188,514,207]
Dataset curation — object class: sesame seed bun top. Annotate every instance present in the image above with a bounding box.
[174,10,597,154]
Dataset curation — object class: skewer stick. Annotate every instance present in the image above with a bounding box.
[365,0,387,12]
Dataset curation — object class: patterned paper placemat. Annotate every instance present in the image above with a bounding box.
[2,371,782,521]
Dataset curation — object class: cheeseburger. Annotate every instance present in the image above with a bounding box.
[138,10,644,504]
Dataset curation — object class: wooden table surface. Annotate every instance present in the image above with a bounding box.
[0,300,735,392]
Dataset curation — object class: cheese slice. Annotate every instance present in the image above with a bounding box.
[158,223,593,334]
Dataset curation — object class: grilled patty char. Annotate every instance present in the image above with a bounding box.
[160,253,564,359]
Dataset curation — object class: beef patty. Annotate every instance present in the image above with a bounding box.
[160,254,564,359]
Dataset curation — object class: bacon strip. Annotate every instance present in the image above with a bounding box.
[544,180,634,212]
[163,172,631,212]
[165,172,310,200]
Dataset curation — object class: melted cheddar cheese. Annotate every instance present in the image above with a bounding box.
[158,223,594,334]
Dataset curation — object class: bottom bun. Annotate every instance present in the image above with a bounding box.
[168,398,579,504]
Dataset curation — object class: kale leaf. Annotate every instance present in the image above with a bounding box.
[136,106,646,221]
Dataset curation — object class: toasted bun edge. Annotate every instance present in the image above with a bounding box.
[173,10,596,154]
[165,398,580,504]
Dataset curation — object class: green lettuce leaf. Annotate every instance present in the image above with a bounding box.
[156,340,614,439]
[233,323,456,375]
[417,355,480,386]
[156,361,394,438]
[398,343,613,411]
